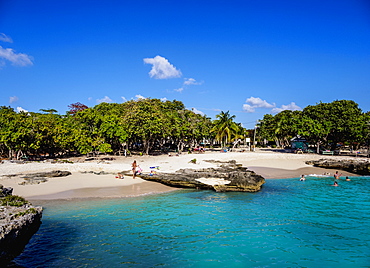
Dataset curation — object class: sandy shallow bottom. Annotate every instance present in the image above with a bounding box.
[28,180,177,200]
[248,166,356,179]
[0,150,360,200]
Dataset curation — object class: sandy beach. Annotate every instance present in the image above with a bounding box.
[0,149,358,200]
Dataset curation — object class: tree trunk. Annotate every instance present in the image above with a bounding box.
[16,150,23,160]
[144,139,152,155]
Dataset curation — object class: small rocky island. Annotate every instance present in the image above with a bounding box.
[306,158,370,175]
[0,185,43,264]
[138,160,265,192]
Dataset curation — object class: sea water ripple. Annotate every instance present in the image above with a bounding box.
[13,176,370,267]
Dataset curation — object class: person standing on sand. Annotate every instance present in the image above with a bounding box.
[334,171,342,180]
[132,160,138,179]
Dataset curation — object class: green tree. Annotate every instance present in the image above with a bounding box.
[211,111,239,147]
[300,100,365,151]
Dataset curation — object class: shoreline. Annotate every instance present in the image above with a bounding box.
[0,150,360,201]
[27,180,179,201]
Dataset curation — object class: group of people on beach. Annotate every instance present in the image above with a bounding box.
[300,170,351,186]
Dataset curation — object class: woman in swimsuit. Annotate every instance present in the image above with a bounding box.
[132,160,138,179]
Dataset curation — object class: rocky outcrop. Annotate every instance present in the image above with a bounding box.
[306,159,370,175]
[0,200,43,264]
[0,185,13,197]
[8,170,72,185]
[138,160,265,192]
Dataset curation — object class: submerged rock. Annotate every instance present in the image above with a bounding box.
[306,159,370,175]
[138,160,265,192]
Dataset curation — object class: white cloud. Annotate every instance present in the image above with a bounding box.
[160,97,168,102]
[16,107,28,113]
[191,107,204,116]
[246,97,275,108]
[0,46,33,66]
[9,96,19,103]
[143,55,182,79]
[173,78,203,93]
[243,97,275,113]
[242,104,255,113]
[88,97,93,101]
[121,96,127,102]
[184,78,203,86]
[96,96,113,103]
[0,33,13,43]
[271,102,302,113]
[242,96,301,114]
[135,94,146,100]
[174,87,184,93]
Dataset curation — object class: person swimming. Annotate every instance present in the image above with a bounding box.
[346,176,351,181]
[300,175,306,181]
[332,181,339,186]
[334,171,342,180]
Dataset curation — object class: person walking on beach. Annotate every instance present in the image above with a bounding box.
[132,160,138,179]
[334,171,342,180]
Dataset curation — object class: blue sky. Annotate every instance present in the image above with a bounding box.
[1,0,370,128]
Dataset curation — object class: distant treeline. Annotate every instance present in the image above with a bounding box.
[0,99,368,159]
[256,100,370,151]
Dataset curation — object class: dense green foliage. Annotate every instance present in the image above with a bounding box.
[1,99,368,158]
[257,100,370,150]
[0,99,214,158]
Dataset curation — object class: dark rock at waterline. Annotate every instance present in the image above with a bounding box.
[0,185,13,197]
[306,159,370,175]
[138,160,265,192]
[0,203,43,264]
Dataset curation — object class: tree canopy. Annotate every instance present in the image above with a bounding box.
[257,100,370,151]
[1,99,368,159]
[0,99,214,159]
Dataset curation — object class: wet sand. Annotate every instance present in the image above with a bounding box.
[28,180,177,200]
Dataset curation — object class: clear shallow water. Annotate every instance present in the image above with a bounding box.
[14,177,370,267]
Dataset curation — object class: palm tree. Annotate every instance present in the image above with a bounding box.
[211,111,239,147]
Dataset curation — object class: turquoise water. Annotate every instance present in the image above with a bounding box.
[14,177,370,267]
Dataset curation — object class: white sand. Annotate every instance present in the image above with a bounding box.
[0,149,359,200]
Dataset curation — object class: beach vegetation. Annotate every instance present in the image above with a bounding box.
[1,99,368,158]
[0,195,29,207]
[211,111,240,147]
[0,99,214,158]
[14,208,38,217]
[257,100,370,152]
